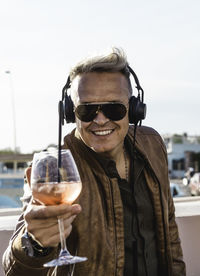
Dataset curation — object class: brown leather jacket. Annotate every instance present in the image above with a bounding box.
[2,126,186,276]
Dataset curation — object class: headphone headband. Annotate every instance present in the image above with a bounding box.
[127,65,144,103]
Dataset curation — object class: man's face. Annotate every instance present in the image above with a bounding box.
[72,72,130,157]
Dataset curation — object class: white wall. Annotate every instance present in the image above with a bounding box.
[1,200,200,276]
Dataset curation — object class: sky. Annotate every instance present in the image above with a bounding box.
[0,0,200,153]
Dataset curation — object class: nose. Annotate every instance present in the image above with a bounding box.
[93,111,109,125]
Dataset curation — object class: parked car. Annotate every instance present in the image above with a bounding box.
[170,182,185,197]
[182,167,195,186]
[189,173,200,196]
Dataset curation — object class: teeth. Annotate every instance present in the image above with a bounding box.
[93,130,112,136]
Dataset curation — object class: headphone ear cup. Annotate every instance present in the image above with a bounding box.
[129,96,147,125]
[63,94,75,123]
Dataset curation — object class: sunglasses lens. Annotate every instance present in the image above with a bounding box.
[75,103,127,122]
[103,104,127,121]
[75,105,98,122]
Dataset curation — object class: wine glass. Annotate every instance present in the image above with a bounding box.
[31,148,87,267]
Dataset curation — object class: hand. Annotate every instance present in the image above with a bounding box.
[24,203,81,247]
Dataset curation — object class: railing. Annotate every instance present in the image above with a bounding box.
[0,198,200,276]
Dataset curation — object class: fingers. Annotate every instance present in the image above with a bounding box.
[27,214,77,232]
[25,167,32,185]
[24,203,81,220]
[27,215,76,247]
[24,203,81,247]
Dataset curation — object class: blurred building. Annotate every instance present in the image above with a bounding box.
[163,133,200,179]
[0,153,33,207]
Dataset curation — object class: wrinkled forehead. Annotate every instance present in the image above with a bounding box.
[70,72,130,105]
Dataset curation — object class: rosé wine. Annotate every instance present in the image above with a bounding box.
[32,181,82,205]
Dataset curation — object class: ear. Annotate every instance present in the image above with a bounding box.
[25,166,32,187]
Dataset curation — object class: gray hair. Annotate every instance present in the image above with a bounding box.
[69,47,132,93]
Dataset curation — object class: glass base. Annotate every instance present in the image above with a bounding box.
[44,253,87,267]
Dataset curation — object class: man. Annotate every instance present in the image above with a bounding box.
[3,47,185,275]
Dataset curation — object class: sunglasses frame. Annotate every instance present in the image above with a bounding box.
[74,101,128,122]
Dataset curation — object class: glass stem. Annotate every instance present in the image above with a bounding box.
[58,217,70,256]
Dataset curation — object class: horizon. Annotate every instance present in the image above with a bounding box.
[1,128,199,154]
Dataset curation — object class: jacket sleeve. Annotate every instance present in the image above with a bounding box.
[2,227,57,276]
[168,186,186,276]
[2,212,74,276]
[159,134,186,276]
[139,127,186,275]
[2,182,59,276]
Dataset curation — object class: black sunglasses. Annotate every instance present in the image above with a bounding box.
[75,102,128,122]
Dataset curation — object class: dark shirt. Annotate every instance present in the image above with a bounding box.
[94,137,158,276]
[119,151,158,276]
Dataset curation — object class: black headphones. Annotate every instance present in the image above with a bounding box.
[59,65,147,126]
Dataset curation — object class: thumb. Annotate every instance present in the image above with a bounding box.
[25,166,32,186]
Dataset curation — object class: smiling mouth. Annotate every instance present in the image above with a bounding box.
[92,129,114,136]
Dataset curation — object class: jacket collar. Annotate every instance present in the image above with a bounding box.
[128,125,169,187]
[64,126,168,187]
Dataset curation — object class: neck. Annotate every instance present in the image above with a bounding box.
[94,142,124,163]
[75,129,129,179]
